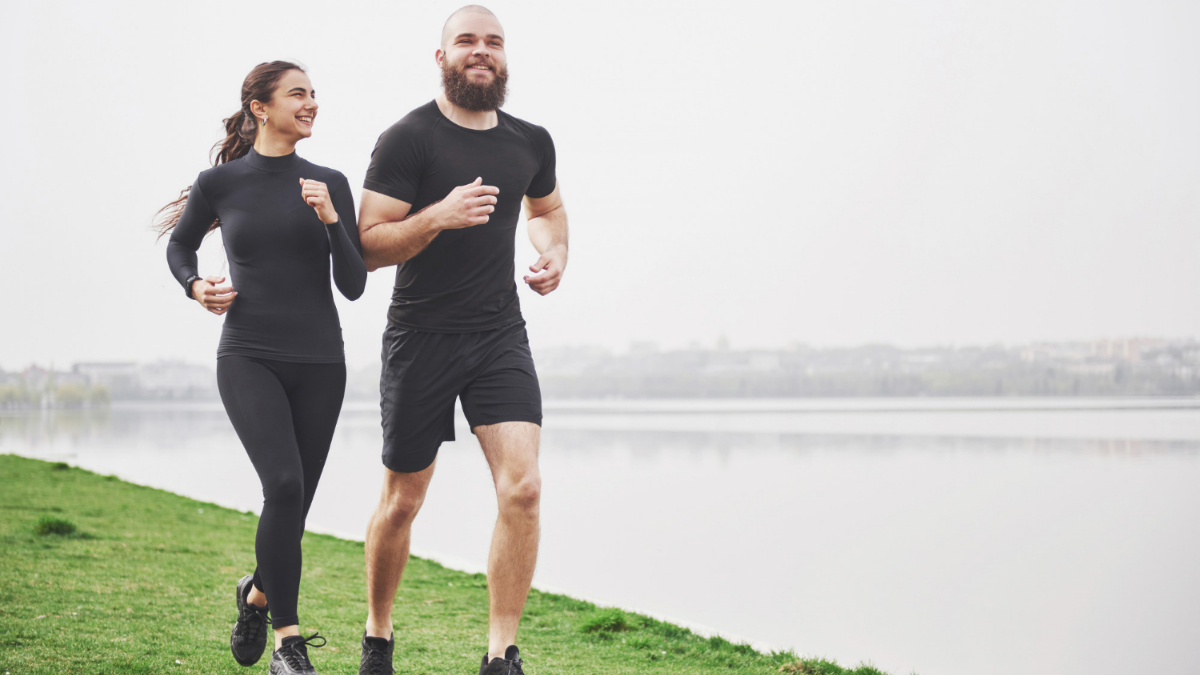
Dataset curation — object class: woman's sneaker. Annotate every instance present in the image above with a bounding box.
[270,633,326,675]
[231,575,270,666]
[479,646,525,675]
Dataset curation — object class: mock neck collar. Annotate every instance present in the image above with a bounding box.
[245,147,301,172]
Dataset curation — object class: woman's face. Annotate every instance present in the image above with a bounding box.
[255,69,318,140]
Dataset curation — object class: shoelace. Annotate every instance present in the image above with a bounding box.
[236,605,271,644]
[362,645,392,675]
[487,656,525,675]
[280,633,326,671]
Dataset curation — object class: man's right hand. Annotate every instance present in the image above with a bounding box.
[192,275,237,315]
[435,177,499,230]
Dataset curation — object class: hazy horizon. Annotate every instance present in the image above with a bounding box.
[3,333,1197,371]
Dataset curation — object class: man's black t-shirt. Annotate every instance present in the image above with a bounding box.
[363,100,557,333]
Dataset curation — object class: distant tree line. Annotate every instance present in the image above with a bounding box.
[4,338,1196,405]
[534,339,1200,398]
[0,381,110,410]
[538,365,1191,398]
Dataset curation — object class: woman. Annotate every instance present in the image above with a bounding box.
[159,60,366,675]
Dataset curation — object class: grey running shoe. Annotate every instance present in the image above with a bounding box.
[479,645,525,675]
[269,633,326,675]
[231,575,270,666]
[359,632,394,675]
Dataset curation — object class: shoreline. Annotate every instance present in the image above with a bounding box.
[0,441,777,654]
[0,454,895,674]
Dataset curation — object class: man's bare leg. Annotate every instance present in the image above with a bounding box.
[364,461,437,638]
[476,421,541,660]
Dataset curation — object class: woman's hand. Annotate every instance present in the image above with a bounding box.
[192,275,237,315]
[300,178,338,225]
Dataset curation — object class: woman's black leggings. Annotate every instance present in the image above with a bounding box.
[216,355,346,629]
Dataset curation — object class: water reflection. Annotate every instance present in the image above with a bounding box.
[544,427,1200,457]
[7,405,1200,458]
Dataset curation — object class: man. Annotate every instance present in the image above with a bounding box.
[355,6,568,675]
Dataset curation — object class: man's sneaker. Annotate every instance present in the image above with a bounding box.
[359,632,394,675]
[269,633,326,675]
[231,575,270,666]
[479,645,525,675]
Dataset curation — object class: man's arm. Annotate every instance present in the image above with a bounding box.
[359,178,500,272]
[523,182,568,296]
[358,189,418,272]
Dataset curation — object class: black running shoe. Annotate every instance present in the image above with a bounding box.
[479,645,525,675]
[231,574,270,666]
[359,632,394,675]
[269,633,326,675]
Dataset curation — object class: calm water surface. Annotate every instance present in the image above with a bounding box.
[3,398,1199,675]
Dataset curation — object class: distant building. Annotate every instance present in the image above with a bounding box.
[71,361,217,400]
[73,362,139,396]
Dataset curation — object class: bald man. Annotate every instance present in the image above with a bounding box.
[356,6,568,675]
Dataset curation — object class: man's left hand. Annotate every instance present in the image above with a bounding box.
[523,245,567,295]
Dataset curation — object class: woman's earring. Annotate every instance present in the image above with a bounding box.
[261,116,268,126]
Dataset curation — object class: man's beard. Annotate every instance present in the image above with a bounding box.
[441,58,508,112]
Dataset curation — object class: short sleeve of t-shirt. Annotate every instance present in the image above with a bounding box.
[526,125,557,199]
[363,122,426,205]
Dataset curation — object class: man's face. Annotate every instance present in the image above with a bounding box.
[438,11,508,112]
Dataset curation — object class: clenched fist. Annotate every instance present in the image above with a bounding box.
[434,177,499,230]
[300,178,339,225]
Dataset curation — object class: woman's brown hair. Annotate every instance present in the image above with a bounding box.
[154,61,305,238]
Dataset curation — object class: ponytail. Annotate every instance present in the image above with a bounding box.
[154,60,305,239]
[215,108,259,166]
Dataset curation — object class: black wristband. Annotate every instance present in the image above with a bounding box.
[184,275,203,299]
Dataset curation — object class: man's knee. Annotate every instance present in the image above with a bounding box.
[377,488,425,526]
[375,467,433,526]
[498,470,541,515]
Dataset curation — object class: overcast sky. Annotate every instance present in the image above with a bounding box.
[2,0,1197,369]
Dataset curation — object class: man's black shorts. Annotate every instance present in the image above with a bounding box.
[379,320,542,473]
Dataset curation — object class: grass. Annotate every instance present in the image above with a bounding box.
[0,454,901,674]
[34,515,79,536]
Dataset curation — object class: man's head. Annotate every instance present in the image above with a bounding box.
[437,5,507,112]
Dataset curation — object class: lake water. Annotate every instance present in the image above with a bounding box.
[4,398,1199,675]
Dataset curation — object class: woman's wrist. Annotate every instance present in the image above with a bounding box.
[184,275,204,299]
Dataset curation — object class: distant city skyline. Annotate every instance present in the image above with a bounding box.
[3,333,1198,373]
[6,336,1196,404]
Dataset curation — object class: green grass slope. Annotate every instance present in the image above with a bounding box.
[0,454,897,674]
